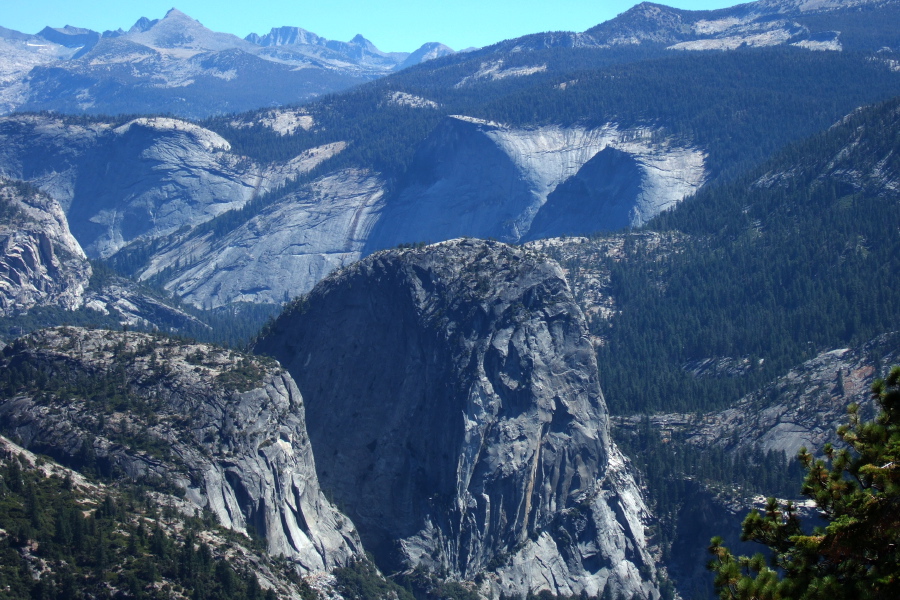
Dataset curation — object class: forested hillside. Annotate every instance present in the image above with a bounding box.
[168,46,900,279]
[591,95,900,415]
[204,47,900,182]
[0,438,296,600]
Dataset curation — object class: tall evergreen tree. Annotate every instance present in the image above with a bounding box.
[708,365,900,598]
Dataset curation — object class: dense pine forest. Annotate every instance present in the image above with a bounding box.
[594,95,900,414]
[0,449,286,600]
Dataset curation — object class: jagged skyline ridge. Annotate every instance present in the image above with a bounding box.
[4,0,738,54]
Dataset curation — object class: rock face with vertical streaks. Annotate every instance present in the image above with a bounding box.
[0,327,363,573]
[255,238,659,599]
[136,169,385,309]
[0,113,344,259]
[0,178,91,316]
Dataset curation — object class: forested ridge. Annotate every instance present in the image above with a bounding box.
[0,447,293,600]
[202,47,900,184]
[593,95,900,415]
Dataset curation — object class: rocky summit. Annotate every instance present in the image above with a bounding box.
[0,327,363,573]
[255,239,659,599]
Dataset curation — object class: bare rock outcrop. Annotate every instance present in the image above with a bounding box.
[617,333,900,459]
[366,116,705,251]
[136,168,385,309]
[0,113,343,258]
[0,327,363,573]
[255,239,659,599]
[0,178,91,316]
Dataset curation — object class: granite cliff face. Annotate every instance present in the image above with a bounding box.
[0,176,222,338]
[0,433,334,600]
[623,333,900,459]
[135,169,385,309]
[256,239,658,599]
[0,113,342,258]
[0,179,91,316]
[367,116,705,251]
[0,111,704,311]
[0,327,363,572]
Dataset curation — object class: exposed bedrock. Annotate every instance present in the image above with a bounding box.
[256,239,659,599]
[0,327,363,572]
[366,116,705,252]
[0,178,91,316]
[0,113,342,258]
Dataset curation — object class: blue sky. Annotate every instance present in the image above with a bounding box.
[3,0,742,52]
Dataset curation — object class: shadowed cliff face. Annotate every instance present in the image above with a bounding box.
[256,239,658,599]
[525,147,645,238]
[365,116,705,253]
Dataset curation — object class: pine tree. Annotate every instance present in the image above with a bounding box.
[708,365,900,599]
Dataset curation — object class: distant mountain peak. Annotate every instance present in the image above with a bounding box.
[397,42,455,70]
[613,1,686,23]
[349,33,377,49]
[37,25,100,49]
[164,8,190,19]
[631,1,679,11]
[122,7,249,52]
[129,8,202,33]
[128,16,158,33]
[245,26,324,47]
[50,25,94,35]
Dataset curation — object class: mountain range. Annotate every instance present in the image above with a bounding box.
[3,0,899,310]
[0,8,455,119]
[2,0,900,598]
